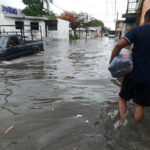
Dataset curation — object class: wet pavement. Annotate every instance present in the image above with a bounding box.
[0,37,150,150]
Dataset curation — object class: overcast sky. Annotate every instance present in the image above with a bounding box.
[0,0,127,29]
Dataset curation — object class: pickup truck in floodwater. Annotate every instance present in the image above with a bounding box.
[0,34,44,61]
[108,30,116,38]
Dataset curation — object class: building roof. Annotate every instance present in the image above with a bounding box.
[1,5,69,23]
[4,14,48,21]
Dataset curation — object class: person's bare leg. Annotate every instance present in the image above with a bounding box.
[134,103,144,122]
[118,97,127,123]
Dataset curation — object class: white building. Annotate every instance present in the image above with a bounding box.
[0,5,69,41]
[74,26,102,38]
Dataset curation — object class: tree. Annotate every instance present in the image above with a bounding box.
[59,11,106,36]
[87,18,106,32]
[59,11,80,34]
[88,19,104,28]
[42,0,53,13]
[23,0,45,16]
[23,0,56,17]
[45,11,56,19]
[42,0,56,18]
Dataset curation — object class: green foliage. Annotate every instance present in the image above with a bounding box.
[44,11,56,18]
[102,26,109,32]
[71,22,80,31]
[23,0,45,16]
[45,14,56,19]
[23,0,55,17]
[69,34,79,40]
[88,19,104,27]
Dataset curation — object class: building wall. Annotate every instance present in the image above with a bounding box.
[116,21,124,39]
[116,21,124,32]
[0,5,69,41]
[0,7,46,40]
[57,19,69,41]
[75,27,102,39]
[140,0,150,25]
[47,19,69,41]
[22,19,46,40]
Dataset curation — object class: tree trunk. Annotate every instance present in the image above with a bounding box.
[74,30,76,35]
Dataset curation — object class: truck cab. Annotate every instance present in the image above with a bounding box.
[108,30,116,38]
[0,34,44,61]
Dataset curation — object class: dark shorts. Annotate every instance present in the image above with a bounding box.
[119,75,150,107]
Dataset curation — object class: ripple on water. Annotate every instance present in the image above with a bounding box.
[1,38,148,149]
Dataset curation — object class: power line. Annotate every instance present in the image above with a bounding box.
[89,12,122,16]
[51,2,67,12]
[53,0,120,16]
[54,0,115,14]
[106,0,108,16]
[111,0,114,11]
[51,0,125,24]
[68,0,105,12]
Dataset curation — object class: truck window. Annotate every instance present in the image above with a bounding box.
[109,31,115,35]
[0,36,8,48]
[108,30,116,38]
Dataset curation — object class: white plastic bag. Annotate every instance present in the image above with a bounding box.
[108,49,133,78]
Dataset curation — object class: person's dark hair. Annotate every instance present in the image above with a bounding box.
[145,9,150,19]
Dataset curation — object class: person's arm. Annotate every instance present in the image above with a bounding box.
[109,38,130,64]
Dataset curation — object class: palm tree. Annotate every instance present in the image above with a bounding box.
[41,0,53,11]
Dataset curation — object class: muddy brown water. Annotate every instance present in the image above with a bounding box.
[0,37,150,150]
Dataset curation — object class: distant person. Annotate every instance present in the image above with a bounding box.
[109,9,150,123]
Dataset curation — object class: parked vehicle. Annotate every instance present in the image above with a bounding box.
[0,34,44,61]
[108,30,116,38]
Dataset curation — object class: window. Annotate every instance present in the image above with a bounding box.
[46,19,58,31]
[15,21,24,30]
[30,22,39,30]
[48,22,57,31]
[0,36,8,48]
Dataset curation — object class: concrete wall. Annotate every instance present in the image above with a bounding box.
[0,5,69,41]
[0,8,45,40]
[57,18,69,41]
[75,27,102,39]
[47,18,69,41]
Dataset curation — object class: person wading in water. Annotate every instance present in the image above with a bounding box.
[109,9,150,123]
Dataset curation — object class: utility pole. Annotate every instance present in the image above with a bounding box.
[86,14,88,39]
[78,14,82,39]
[106,0,108,16]
[115,11,119,38]
[115,0,116,14]
[114,0,118,36]
[126,0,129,14]
[115,11,118,30]
[79,22,80,39]
[41,0,44,9]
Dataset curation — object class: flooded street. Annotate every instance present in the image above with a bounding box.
[0,37,150,150]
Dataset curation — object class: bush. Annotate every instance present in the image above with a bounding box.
[69,34,79,40]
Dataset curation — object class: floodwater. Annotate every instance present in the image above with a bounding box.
[0,37,150,150]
